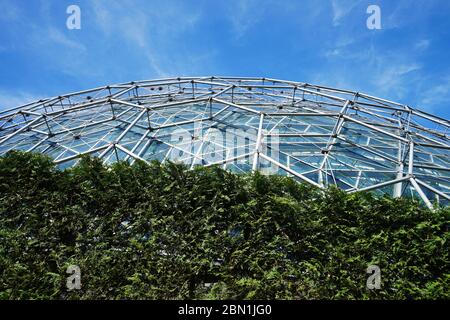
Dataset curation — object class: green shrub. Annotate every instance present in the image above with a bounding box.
[0,151,449,299]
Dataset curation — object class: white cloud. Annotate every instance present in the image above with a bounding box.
[0,0,20,22]
[418,77,450,110]
[323,35,357,58]
[0,90,44,111]
[91,0,205,78]
[317,40,425,104]
[118,14,167,77]
[324,48,341,57]
[415,39,431,51]
[228,0,267,39]
[371,62,422,100]
[92,1,113,36]
[374,63,421,86]
[331,0,362,26]
[46,27,86,52]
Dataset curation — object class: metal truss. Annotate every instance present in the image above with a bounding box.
[0,76,449,208]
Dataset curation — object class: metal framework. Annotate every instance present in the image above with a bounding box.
[0,76,449,208]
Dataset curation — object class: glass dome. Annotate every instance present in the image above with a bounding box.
[0,76,448,208]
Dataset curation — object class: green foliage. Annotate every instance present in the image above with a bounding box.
[0,150,449,300]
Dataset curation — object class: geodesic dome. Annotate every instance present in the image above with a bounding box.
[0,77,449,208]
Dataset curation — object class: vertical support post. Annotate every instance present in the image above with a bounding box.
[291,87,297,106]
[286,155,292,177]
[223,149,232,170]
[109,99,116,119]
[393,140,404,198]
[252,113,265,171]
[318,169,324,187]
[146,108,152,130]
[113,144,120,162]
[209,98,213,119]
[408,141,414,176]
[43,115,53,136]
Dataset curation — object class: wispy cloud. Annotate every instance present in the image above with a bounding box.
[23,23,90,78]
[323,35,357,58]
[119,14,167,77]
[91,0,204,77]
[318,1,437,106]
[330,0,362,26]
[317,38,425,104]
[372,63,422,98]
[418,76,450,111]
[228,0,267,39]
[92,1,113,36]
[0,90,44,110]
[0,0,20,22]
[46,27,86,52]
[415,39,431,51]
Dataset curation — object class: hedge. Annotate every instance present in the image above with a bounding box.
[0,151,449,299]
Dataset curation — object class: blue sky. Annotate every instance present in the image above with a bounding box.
[0,0,450,118]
